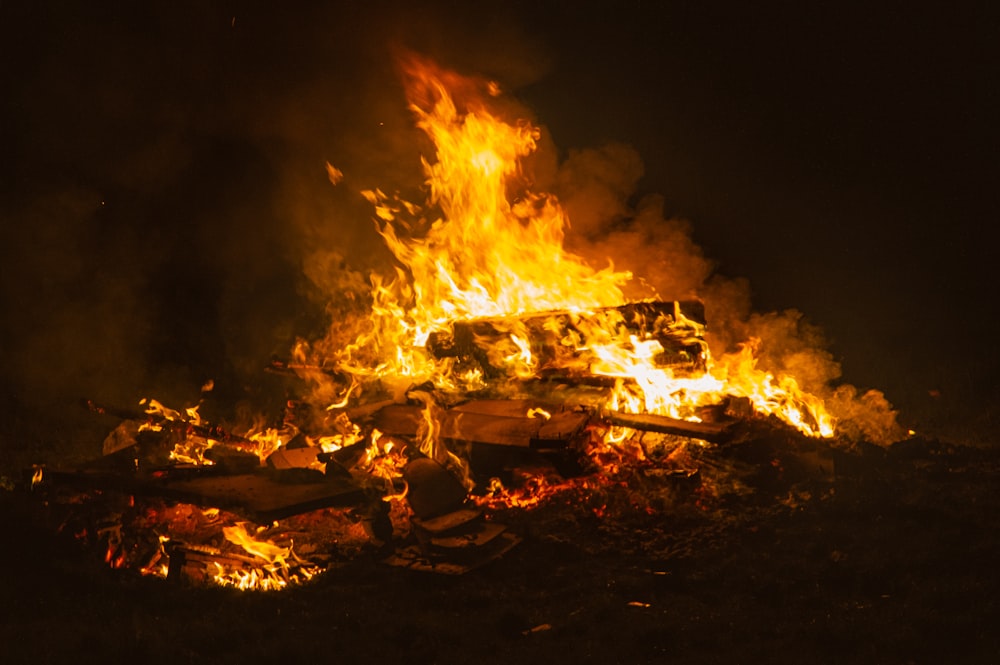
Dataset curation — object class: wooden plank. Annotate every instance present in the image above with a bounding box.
[156,472,364,523]
[374,401,589,450]
[371,404,422,437]
[450,399,553,418]
[603,410,735,443]
[444,411,540,448]
[535,410,590,447]
[425,300,708,378]
[411,507,483,535]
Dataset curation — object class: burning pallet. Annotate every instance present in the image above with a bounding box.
[426,300,708,381]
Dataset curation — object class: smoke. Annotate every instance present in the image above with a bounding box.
[0,3,902,447]
[1,2,554,417]
[553,143,713,301]
[277,47,903,444]
[549,137,902,444]
[0,187,152,410]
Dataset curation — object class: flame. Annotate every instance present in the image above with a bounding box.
[527,407,552,420]
[710,340,834,438]
[360,429,409,501]
[340,56,631,387]
[329,57,835,440]
[213,523,320,591]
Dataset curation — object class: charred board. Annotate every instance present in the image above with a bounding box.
[155,472,364,523]
[372,400,590,450]
[425,300,708,380]
[33,465,364,524]
[603,410,737,443]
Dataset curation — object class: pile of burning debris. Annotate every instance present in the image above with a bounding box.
[26,299,838,590]
[18,57,890,590]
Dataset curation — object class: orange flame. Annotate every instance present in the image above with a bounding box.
[332,57,835,440]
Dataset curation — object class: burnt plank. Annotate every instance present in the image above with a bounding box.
[444,411,540,448]
[450,399,549,418]
[156,473,364,523]
[372,404,423,437]
[425,300,708,377]
[603,410,735,443]
[376,400,589,450]
[535,410,590,446]
[384,530,522,574]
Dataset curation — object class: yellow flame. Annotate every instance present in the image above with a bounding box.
[211,523,320,591]
[332,57,835,440]
[527,407,552,420]
[361,430,409,501]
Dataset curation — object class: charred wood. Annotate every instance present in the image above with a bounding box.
[425,300,708,379]
[602,410,736,443]
[373,400,590,450]
[155,472,365,523]
[85,398,263,459]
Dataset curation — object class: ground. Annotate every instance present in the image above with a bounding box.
[2,419,999,664]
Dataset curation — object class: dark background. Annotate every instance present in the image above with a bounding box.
[2,1,997,449]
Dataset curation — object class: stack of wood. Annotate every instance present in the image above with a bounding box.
[426,300,708,381]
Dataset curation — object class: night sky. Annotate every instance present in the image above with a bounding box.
[2,1,997,438]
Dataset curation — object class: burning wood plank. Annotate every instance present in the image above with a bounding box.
[602,410,736,443]
[34,465,366,524]
[155,472,365,523]
[373,400,590,450]
[371,397,735,451]
[425,300,708,379]
[87,398,273,467]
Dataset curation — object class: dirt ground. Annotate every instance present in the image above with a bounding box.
[2,415,999,665]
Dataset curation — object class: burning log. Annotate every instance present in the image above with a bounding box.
[425,300,708,379]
